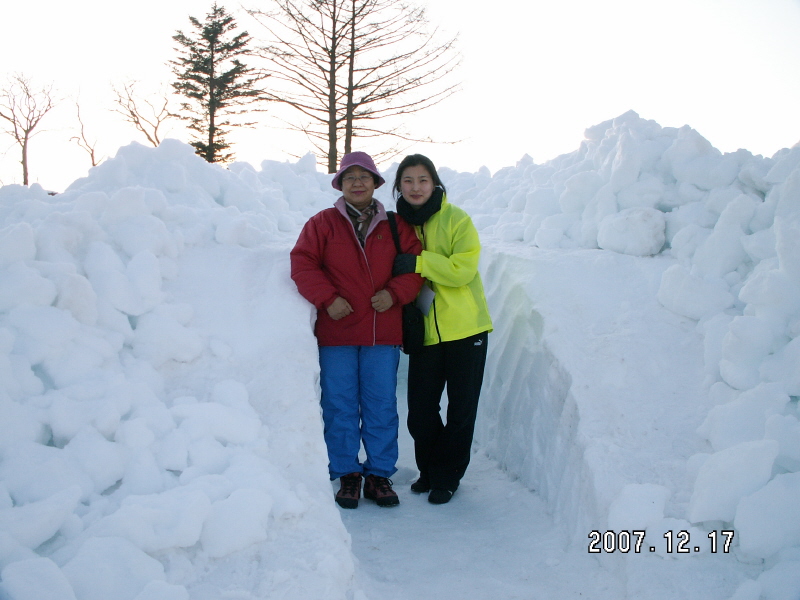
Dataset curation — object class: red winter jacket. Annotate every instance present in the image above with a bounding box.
[290,197,423,347]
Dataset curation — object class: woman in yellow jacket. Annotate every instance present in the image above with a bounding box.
[391,154,493,504]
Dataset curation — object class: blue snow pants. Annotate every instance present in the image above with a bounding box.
[318,345,400,480]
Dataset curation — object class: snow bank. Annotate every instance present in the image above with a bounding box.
[461,112,799,595]
[2,109,799,598]
[0,141,354,599]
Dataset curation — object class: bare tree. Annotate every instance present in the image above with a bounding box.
[111,81,173,147]
[248,0,460,172]
[0,74,56,185]
[71,101,102,167]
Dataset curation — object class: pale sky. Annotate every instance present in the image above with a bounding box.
[2,0,800,191]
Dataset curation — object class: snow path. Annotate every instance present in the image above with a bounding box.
[341,245,756,600]
[341,366,624,600]
[165,239,753,598]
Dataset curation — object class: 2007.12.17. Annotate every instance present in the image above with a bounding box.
[588,530,735,554]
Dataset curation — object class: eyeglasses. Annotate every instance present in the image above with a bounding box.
[342,173,374,185]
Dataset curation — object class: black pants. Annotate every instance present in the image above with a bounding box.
[407,331,488,491]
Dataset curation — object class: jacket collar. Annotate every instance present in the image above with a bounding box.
[334,196,387,238]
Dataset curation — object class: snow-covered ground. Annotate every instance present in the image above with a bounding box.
[0,111,798,599]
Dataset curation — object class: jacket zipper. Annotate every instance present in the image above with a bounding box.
[421,223,442,344]
[344,209,378,346]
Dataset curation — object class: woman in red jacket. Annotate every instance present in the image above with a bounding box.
[290,152,423,509]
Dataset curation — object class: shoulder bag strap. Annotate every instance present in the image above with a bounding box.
[386,211,402,253]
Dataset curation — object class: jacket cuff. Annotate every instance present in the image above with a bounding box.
[321,294,338,310]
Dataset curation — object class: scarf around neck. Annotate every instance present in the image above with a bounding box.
[345,199,378,246]
[396,187,444,226]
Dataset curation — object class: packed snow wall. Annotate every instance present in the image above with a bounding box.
[0,144,358,600]
[476,244,711,545]
[463,111,800,597]
[477,250,594,540]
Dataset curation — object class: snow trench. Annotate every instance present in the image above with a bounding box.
[478,246,597,543]
[476,243,716,547]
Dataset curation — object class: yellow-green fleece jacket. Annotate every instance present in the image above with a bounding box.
[412,196,493,345]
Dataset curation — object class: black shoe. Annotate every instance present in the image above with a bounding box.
[410,473,430,494]
[428,488,454,504]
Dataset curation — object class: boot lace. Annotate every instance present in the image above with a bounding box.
[371,476,394,495]
[340,473,361,497]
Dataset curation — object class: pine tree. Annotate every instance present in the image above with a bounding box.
[170,3,267,163]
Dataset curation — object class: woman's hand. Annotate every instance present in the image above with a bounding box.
[371,290,393,312]
[393,253,417,276]
[327,296,353,320]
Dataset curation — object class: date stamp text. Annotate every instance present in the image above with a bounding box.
[588,530,734,554]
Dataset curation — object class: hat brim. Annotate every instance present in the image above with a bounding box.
[331,154,385,190]
[331,170,385,191]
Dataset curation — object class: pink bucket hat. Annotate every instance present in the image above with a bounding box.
[331,151,386,190]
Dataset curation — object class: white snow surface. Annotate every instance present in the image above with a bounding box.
[0,110,798,599]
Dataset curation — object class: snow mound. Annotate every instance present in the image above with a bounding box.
[2,111,800,597]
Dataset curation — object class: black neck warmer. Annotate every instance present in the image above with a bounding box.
[396,187,444,226]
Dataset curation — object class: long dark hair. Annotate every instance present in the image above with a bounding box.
[392,154,447,199]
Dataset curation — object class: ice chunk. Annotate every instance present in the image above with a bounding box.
[126,252,163,314]
[765,414,800,471]
[101,188,153,228]
[657,264,734,320]
[661,127,739,190]
[171,402,260,445]
[761,336,800,395]
[0,263,58,312]
[49,269,99,326]
[61,537,166,600]
[688,440,778,523]
[741,228,777,263]
[110,215,175,259]
[0,557,77,600]
[597,207,666,256]
[697,383,789,451]
[89,488,211,553]
[719,316,779,390]
[48,388,127,446]
[0,223,37,268]
[215,214,265,247]
[739,269,800,321]
[692,194,757,279]
[0,486,81,549]
[558,171,603,214]
[0,443,93,504]
[131,305,204,367]
[63,429,125,495]
[200,488,272,558]
[0,391,45,451]
[756,558,800,600]
[84,241,145,316]
[735,472,800,559]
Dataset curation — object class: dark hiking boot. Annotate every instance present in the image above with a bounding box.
[428,488,454,504]
[364,474,400,507]
[335,472,362,509]
[410,473,430,494]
